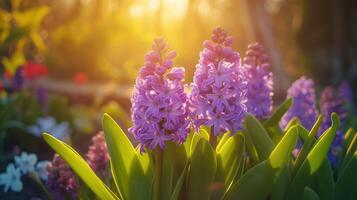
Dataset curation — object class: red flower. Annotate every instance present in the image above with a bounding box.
[23,61,48,80]
[0,81,3,91]
[73,72,88,85]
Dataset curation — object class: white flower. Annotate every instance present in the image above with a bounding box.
[35,161,50,181]
[0,163,23,192]
[28,116,70,140]
[14,152,37,174]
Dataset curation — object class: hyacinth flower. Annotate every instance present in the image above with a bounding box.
[86,131,109,178]
[280,76,318,130]
[242,42,273,119]
[46,154,78,200]
[319,86,347,167]
[339,80,352,103]
[129,38,190,151]
[189,27,247,136]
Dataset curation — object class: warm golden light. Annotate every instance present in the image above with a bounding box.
[129,0,188,22]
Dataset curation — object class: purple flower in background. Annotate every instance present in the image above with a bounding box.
[46,154,77,200]
[12,67,24,90]
[319,86,347,167]
[280,76,318,130]
[86,132,109,177]
[189,28,247,136]
[36,86,48,108]
[129,38,190,151]
[243,42,273,119]
[339,80,352,104]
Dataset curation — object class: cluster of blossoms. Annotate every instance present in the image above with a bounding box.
[129,38,190,151]
[280,76,318,130]
[86,131,109,178]
[46,132,110,199]
[130,28,274,150]
[281,77,352,167]
[0,152,49,192]
[46,154,78,200]
[243,43,273,119]
[189,28,247,135]
[318,86,348,167]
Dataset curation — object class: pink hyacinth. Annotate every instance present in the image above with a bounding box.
[46,154,77,200]
[129,38,190,151]
[86,131,110,177]
[189,28,247,135]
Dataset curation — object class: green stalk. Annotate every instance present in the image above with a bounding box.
[29,172,53,200]
[210,127,217,148]
[153,147,163,200]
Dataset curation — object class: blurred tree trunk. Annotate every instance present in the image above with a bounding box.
[246,0,291,100]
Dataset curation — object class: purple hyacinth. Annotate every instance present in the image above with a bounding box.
[46,154,77,200]
[280,76,318,130]
[189,28,247,136]
[129,38,190,151]
[339,80,352,104]
[319,86,347,167]
[243,42,273,119]
[86,131,109,177]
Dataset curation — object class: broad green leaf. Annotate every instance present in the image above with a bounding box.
[287,113,339,200]
[244,114,274,161]
[190,127,209,155]
[303,187,320,200]
[187,139,217,200]
[270,167,291,200]
[224,126,298,200]
[264,98,293,134]
[160,142,187,200]
[335,151,357,200]
[103,114,153,200]
[216,131,231,152]
[313,159,334,200]
[170,163,188,200]
[293,115,322,176]
[42,133,118,200]
[213,133,245,199]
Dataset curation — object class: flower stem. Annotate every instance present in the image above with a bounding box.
[210,127,217,148]
[153,148,163,200]
[29,172,53,200]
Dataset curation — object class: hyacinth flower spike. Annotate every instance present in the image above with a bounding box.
[319,86,348,167]
[243,42,273,119]
[189,27,247,145]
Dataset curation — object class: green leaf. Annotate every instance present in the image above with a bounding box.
[335,151,357,200]
[42,133,118,200]
[303,187,320,200]
[313,159,334,200]
[213,133,245,199]
[160,142,187,200]
[293,115,322,176]
[244,114,274,161]
[170,163,188,200]
[102,114,153,200]
[264,98,293,134]
[187,139,217,200]
[224,126,298,200]
[287,113,339,200]
[190,126,209,156]
[341,131,357,171]
[216,131,231,152]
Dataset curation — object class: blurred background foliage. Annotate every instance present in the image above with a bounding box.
[1,0,356,99]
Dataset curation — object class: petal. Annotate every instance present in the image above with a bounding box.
[11,180,23,192]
